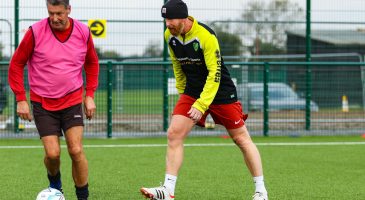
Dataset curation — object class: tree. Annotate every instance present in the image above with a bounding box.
[248,38,286,56]
[95,47,122,60]
[143,40,162,57]
[102,50,121,59]
[95,47,103,58]
[240,0,304,55]
[0,43,3,60]
[0,30,3,60]
[211,23,244,57]
[142,30,243,59]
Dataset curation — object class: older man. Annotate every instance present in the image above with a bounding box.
[8,1,99,199]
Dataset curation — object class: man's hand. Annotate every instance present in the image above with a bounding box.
[17,101,32,122]
[187,107,203,123]
[84,96,96,120]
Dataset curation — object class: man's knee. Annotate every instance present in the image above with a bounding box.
[167,126,181,139]
[232,134,254,149]
[46,149,61,161]
[68,146,84,161]
[167,127,186,146]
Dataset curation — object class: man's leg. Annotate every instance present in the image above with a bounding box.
[227,125,268,199]
[65,126,89,200]
[41,135,62,191]
[165,115,194,175]
[141,115,194,199]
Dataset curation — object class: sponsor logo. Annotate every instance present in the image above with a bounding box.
[193,42,199,51]
[74,115,82,118]
[162,8,166,14]
[177,57,203,65]
[214,49,222,83]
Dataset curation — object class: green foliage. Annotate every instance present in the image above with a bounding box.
[102,50,121,59]
[211,24,244,57]
[143,40,162,57]
[0,30,3,60]
[248,38,287,58]
[0,43,3,60]
[95,47,122,60]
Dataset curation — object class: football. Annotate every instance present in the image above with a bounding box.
[36,188,65,200]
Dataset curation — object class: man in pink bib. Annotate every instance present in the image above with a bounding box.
[8,1,99,199]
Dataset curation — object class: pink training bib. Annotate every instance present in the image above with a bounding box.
[27,18,89,98]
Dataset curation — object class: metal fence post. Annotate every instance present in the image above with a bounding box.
[263,62,269,136]
[107,61,113,138]
[162,0,169,131]
[305,0,312,130]
[13,0,19,133]
[163,64,169,131]
[362,55,365,111]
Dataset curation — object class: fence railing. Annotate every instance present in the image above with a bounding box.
[1,61,365,138]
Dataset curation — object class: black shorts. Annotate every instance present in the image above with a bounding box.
[32,102,84,137]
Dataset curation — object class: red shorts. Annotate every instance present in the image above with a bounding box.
[172,94,248,129]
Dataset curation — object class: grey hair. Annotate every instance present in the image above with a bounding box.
[46,0,69,8]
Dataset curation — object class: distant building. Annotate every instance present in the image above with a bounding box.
[287,29,365,58]
[286,29,365,108]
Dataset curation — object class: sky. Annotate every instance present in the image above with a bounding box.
[0,0,364,57]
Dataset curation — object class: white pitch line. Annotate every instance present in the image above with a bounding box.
[1,142,365,149]
[0,145,44,149]
[255,142,365,146]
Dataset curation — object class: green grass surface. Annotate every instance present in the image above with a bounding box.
[0,136,365,199]
[94,89,165,114]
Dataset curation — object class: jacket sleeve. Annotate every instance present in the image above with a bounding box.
[165,30,186,94]
[192,33,222,113]
[8,28,34,102]
[83,32,99,98]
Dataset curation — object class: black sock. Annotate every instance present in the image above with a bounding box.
[75,183,89,200]
[47,171,62,191]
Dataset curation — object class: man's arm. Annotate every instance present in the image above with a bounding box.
[192,34,222,113]
[8,28,34,102]
[84,33,99,98]
[8,28,34,121]
[83,33,99,120]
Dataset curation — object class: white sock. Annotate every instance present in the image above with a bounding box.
[163,174,177,195]
[253,176,267,194]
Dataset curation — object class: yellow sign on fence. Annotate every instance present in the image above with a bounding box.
[88,19,106,38]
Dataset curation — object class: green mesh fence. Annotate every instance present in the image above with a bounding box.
[1,61,364,137]
[1,0,365,137]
